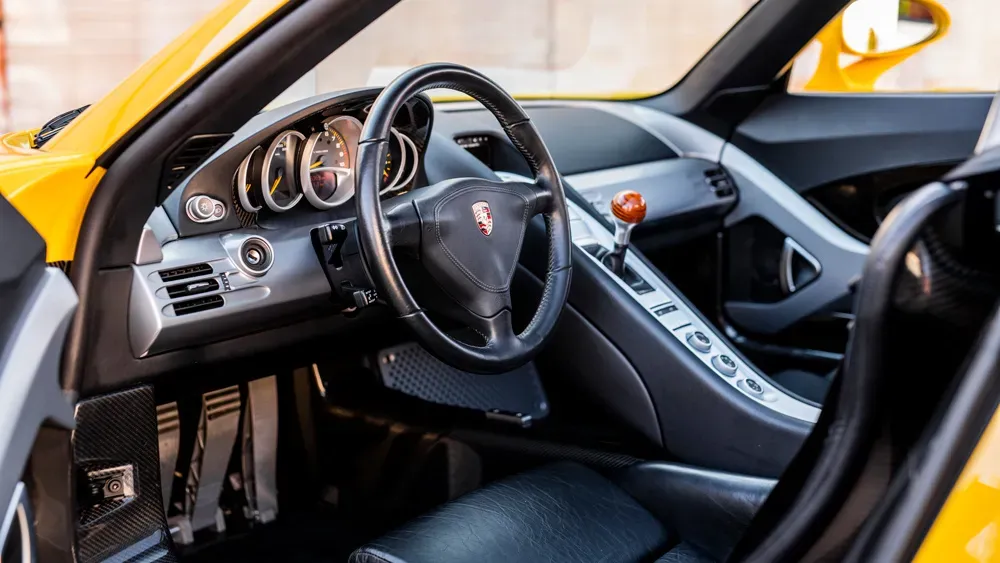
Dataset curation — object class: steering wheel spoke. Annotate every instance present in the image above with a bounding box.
[476,308,518,349]
[382,198,421,252]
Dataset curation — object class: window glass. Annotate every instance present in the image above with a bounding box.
[789,0,1000,93]
[269,0,759,108]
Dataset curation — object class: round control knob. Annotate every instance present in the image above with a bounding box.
[686,330,712,353]
[739,378,765,396]
[610,190,647,225]
[238,236,273,276]
[186,195,225,223]
[712,354,738,376]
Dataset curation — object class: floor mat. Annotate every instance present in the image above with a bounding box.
[179,511,363,563]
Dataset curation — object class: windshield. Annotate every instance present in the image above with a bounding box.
[268,0,759,108]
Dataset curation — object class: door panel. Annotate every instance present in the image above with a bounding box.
[720,92,990,341]
[0,196,77,560]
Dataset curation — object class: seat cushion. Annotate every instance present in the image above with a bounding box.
[350,462,671,563]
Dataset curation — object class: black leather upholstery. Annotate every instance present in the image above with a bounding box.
[616,463,775,561]
[350,462,670,563]
[350,461,775,563]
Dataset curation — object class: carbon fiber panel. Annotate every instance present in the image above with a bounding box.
[74,387,177,562]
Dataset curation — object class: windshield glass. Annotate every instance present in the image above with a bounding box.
[268,0,759,108]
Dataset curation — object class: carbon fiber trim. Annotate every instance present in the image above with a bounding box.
[74,387,177,562]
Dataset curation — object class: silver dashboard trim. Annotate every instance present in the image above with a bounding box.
[135,225,164,266]
[129,225,332,358]
[564,158,735,224]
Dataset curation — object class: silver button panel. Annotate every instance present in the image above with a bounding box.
[566,200,820,423]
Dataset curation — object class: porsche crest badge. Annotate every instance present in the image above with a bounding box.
[472,201,493,236]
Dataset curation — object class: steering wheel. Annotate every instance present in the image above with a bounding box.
[355,63,572,374]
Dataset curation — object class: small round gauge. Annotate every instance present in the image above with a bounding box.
[300,116,362,209]
[261,130,305,212]
[235,146,263,212]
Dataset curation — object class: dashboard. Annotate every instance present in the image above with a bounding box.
[114,87,842,474]
[128,87,827,449]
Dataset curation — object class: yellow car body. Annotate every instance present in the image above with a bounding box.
[0,0,991,559]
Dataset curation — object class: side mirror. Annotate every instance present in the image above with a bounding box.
[800,0,951,92]
[841,0,949,58]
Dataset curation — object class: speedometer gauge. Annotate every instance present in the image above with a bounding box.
[300,116,362,209]
[261,130,305,212]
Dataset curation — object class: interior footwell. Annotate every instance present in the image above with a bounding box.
[179,510,361,563]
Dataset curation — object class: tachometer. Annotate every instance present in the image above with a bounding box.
[300,116,361,209]
[261,130,305,212]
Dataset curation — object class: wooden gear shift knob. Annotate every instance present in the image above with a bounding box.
[610,190,647,225]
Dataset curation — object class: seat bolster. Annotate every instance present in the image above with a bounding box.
[615,462,775,562]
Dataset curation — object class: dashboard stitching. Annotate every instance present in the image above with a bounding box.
[433,184,530,293]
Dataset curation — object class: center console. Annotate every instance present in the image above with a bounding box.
[566,195,820,423]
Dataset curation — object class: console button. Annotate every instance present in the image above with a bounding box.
[739,378,764,396]
[686,331,712,353]
[712,354,738,376]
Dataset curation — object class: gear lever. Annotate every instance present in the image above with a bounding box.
[604,190,646,278]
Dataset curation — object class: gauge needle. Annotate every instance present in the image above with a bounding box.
[245,183,251,192]
[310,160,323,169]
[270,174,281,195]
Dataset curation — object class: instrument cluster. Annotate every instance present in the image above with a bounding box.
[233,113,419,214]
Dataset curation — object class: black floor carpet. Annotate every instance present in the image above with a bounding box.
[179,511,363,563]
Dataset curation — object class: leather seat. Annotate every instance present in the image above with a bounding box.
[349,461,774,563]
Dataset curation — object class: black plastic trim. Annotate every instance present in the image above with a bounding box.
[731,93,992,193]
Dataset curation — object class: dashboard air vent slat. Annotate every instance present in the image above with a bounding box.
[166,278,220,299]
[158,263,212,283]
[161,134,233,192]
[173,295,224,316]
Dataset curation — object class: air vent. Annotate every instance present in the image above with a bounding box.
[166,278,220,299]
[161,134,232,191]
[158,263,212,283]
[173,295,224,316]
[704,167,736,198]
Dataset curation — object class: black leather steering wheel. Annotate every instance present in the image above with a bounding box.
[355,63,572,374]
